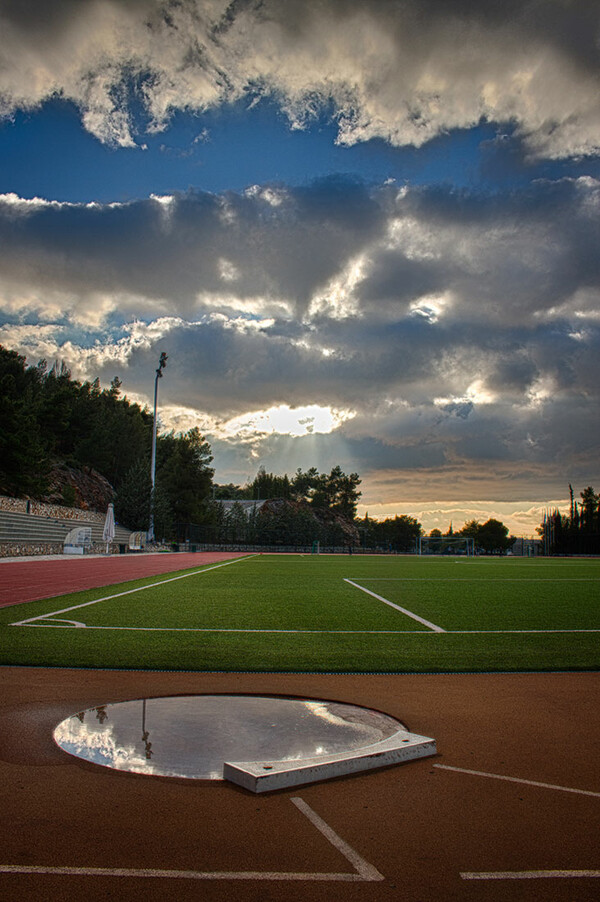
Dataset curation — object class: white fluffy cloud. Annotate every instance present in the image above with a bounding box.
[0,0,599,159]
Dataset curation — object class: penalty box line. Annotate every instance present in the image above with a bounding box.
[10,556,255,627]
[344,579,445,632]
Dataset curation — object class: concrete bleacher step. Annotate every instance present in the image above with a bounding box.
[0,510,131,545]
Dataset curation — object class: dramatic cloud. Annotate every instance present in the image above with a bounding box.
[1,174,598,529]
[1,0,599,159]
[1,1,599,535]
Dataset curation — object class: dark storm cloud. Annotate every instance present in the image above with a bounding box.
[398,177,600,323]
[356,249,445,313]
[0,177,387,318]
[1,177,598,408]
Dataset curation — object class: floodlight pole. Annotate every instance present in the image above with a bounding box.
[147,352,167,543]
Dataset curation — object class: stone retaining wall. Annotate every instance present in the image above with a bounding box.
[0,541,120,558]
[0,495,105,522]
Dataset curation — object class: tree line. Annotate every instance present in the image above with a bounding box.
[539,485,600,555]
[0,347,361,543]
[215,465,362,519]
[0,346,213,536]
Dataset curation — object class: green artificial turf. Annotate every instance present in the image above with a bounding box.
[1,554,599,672]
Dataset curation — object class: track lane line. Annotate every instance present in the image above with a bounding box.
[291,798,384,882]
[462,870,600,880]
[0,797,383,883]
[10,556,255,626]
[434,764,600,797]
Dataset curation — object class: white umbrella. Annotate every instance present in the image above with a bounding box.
[103,503,115,554]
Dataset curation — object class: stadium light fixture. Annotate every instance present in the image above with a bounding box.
[147,352,168,543]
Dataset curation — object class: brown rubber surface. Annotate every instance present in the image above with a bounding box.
[0,667,598,901]
[0,552,251,607]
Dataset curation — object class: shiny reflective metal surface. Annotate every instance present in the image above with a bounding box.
[54,695,405,780]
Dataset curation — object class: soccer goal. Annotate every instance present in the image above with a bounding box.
[416,535,475,556]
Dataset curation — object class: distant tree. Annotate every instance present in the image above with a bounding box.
[290,467,320,503]
[458,520,480,539]
[429,528,442,538]
[223,501,255,542]
[250,467,292,500]
[467,518,512,554]
[580,486,599,532]
[0,346,49,495]
[257,502,319,546]
[327,466,362,519]
[290,465,361,518]
[482,519,510,553]
[539,486,600,554]
[114,459,151,531]
[369,514,422,552]
[157,427,214,524]
[212,483,249,500]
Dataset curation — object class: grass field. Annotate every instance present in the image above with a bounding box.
[2,554,599,672]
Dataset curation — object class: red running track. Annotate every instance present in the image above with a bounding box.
[0,552,252,608]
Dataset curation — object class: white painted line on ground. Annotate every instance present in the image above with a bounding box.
[17,625,435,632]
[291,798,384,882]
[434,764,600,798]
[18,625,600,634]
[37,618,88,628]
[437,629,600,634]
[0,865,366,881]
[0,798,382,883]
[462,870,600,881]
[344,579,446,632]
[10,556,255,627]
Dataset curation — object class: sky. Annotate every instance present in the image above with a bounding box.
[0,0,599,538]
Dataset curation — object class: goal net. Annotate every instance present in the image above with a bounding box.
[417,536,474,556]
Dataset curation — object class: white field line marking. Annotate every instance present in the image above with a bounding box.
[16,625,600,634]
[0,798,382,883]
[462,870,600,881]
[39,619,88,628]
[445,629,600,634]
[354,578,600,582]
[344,579,445,632]
[434,764,600,798]
[10,556,255,627]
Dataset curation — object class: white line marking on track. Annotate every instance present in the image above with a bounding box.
[344,579,445,632]
[0,865,368,881]
[434,764,600,798]
[462,870,600,881]
[0,798,383,883]
[10,556,255,627]
[291,798,383,882]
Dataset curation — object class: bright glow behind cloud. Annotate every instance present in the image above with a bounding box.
[217,404,356,441]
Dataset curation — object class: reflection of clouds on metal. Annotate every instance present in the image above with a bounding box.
[53,716,153,775]
[53,695,436,791]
